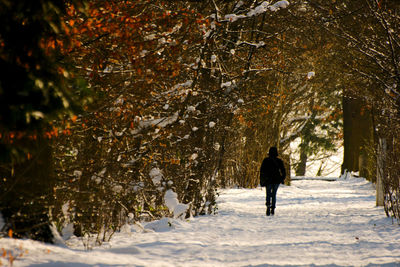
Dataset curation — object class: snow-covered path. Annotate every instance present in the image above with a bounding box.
[1,177,400,266]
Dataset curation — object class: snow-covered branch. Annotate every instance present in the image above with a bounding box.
[223,1,290,22]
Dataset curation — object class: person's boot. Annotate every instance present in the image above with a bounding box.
[266,206,271,216]
[271,207,275,215]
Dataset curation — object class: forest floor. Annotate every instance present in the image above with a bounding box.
[1,176,400,266]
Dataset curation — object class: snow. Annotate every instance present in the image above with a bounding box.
[73,170,82,178]
[164,189,189,219]
[187,105,196,112]
[269,0,290,12]
[1,177,399,266]
[144,217,173,232]
[149,168,163,185]
[214,142,221,150]
[247,1,269,17]
[224,14,247,22]
[189,153,198,160]
[237,40,266,48]
[61,223,74,241]
[171,80,192,91]
[221,81,232,88]
[164,190,179,213]
[226,1,290,20]
[144,34,156,41]
[136,111,179,131]
[173,203,189,219]
[234,1,244,10]
[289,137,343,177]
[112,185,123,193]
[139,50,147,57]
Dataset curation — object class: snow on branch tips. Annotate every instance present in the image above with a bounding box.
[221,80,236,88]
[172,80,193,91]
[132,112,179,134]
[224,1,290,22]
[150,168,163,185]
[268,0,290,12]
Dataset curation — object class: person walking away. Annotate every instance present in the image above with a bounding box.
[259,147,286,216]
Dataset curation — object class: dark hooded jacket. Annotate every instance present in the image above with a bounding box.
[260,147,286,186]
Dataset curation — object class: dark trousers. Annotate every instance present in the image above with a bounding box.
[266,184,280,208]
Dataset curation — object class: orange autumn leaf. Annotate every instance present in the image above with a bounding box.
[8,253,14,264]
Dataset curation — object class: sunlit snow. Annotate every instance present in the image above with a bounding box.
[1,176,399,266]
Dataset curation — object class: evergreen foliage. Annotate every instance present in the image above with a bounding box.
[0,0,86,241]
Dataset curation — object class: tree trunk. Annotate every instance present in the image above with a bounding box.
[296,148,307,176]
[376,138,386,206]
[342,94,375,180]
[342,95,360,174]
